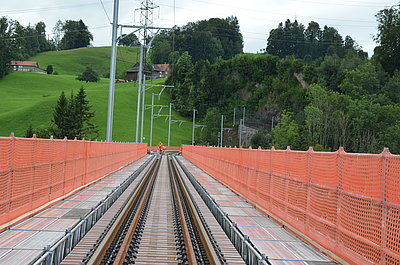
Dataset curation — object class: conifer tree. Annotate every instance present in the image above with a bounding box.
[75,86,98,139]
[52,91,69,138]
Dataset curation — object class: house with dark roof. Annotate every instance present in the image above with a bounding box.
[126,63,171,81]
[9,61,47,74]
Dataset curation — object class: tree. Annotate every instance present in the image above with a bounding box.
[52,91,69,138]
[374,4,400,75]
[77,66,100,82]
[202,108,221,145]
[118,33,140,46]
[266,19,306,58]
[35,21,51,52]
[74,86,98,139]
[169,52,194,115]
[46,65,53,74]
[271,112,301,149]
[52,20,63,50]
[25,124,34,138]
[61,20,93,50]
[383,70,400,103]
[51,88,98,139]
[0,17,14,78]
[339,62,380,98]
[250,129,271,148]
[304,21,322,58]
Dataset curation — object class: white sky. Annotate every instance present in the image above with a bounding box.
[3,0,398,57]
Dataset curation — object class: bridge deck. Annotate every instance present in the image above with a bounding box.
[0,155,150,265]
[178,157,337,265]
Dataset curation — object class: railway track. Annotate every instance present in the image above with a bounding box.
[61,154,243,265]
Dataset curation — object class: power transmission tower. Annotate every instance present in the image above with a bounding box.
[135,0,159,143]
[105,0,170,142]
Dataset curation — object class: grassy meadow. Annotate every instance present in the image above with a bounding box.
[0,47,192,146]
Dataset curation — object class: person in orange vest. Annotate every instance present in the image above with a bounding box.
[162,145,166,154]
[158,142,163,153]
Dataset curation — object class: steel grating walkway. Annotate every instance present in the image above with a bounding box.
[177,156,337,265]
[0,155,150,265]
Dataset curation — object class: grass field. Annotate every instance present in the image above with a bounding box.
[30,46,140,78]
[0,48,192,146]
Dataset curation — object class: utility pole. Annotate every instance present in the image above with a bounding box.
[106,0,119,142]
[140,75,146,143]
[239,118,243,147]
[168,103,172,146]
[149,93,155,146]
[220,115,224,147]
[233,107,236,126]
[135,45,143,142]
[192,109,196,145]
[271,116,275,130]
[243,106,246,126]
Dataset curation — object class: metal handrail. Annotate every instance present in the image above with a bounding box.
[175,156,269,265]
[30,156,154,265]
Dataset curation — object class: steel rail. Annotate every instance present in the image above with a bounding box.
[168,156,197,264]
[112,157,160,265]
[86,156,161,265]
[169,156,223,265]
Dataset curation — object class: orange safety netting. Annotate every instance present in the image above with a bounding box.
[0,136,147,228]
[182,145,400,265]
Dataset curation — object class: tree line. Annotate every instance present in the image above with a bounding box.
[150,16,243,64]
[0,17,92,78]
[266,19,367,60]
[169,4,400,153]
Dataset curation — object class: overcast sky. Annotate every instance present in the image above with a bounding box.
[3,0,398,57]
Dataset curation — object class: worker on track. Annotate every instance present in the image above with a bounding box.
[158,141,163,153]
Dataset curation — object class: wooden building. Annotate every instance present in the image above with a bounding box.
[9,61,47,74]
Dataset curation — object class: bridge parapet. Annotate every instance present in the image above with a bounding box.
[0,136,147,229]
[182,145,400,265]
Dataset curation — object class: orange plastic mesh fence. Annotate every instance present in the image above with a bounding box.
[0,136,147,227]
[182,145,400,264]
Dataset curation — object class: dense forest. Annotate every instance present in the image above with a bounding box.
[168,4,400,153]
[0,18,92,78]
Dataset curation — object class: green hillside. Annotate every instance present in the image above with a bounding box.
[30,46,139,78]
[0,48,192,146]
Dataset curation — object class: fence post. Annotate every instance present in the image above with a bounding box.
[336,147,345,251]
[380,147,390,264]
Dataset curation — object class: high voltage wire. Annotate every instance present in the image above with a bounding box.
[0,26,110,41]
[157,4,379,27]
[2,0,389,26]
[1,0,132,15]
[185,0,379,24]
[99,0,112,24]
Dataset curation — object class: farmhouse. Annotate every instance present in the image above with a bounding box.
[9,61,47,74]
[126,63,171,81]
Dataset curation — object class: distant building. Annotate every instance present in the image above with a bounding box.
[126,63,140,81]
[153,64,171,79]
[9,61,47,74]
[125,63,171,81]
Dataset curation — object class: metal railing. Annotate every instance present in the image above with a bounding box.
[31,156,154,265]
[175,156,269,265]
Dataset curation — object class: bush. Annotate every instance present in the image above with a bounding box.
[76,66,100,82]
[46,65,53,74]
[251,129,271,148]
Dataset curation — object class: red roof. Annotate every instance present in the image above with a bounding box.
[10,61,38,67]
